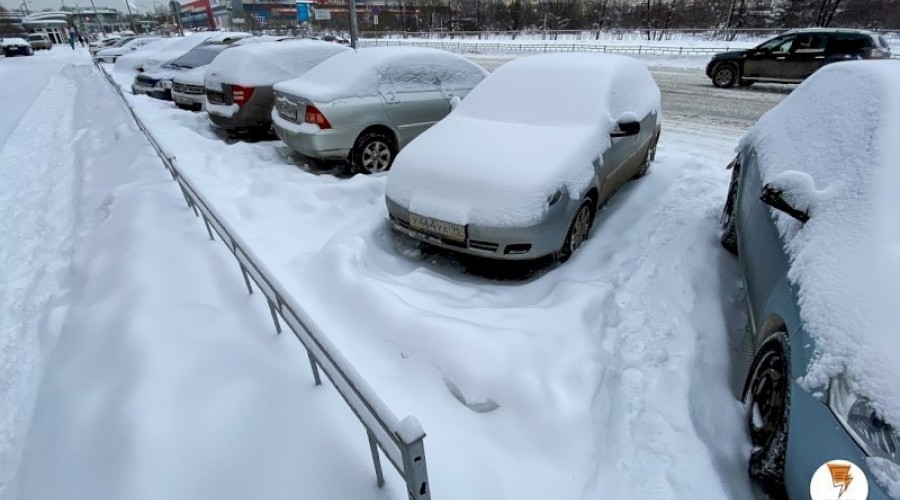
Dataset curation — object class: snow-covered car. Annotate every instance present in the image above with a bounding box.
[205,40,349,135]
[26,33,52,50]
[385,53,661,262]
[720,61,900,499]
[132,40,240,100]
[94,36,162,63]
[171,35,285,111]
[272,47,487,173]
[88,35,123,55]
[1,37,34,57]
[115,32,246,77]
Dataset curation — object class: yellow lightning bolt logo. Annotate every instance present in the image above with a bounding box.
[828,462,854,498]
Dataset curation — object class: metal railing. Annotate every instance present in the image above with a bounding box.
[360,38,737,56]
[95,63,431,500]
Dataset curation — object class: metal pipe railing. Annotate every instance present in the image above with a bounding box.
[94,62,431,500]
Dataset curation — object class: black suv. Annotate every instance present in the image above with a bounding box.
[706,29,892,88]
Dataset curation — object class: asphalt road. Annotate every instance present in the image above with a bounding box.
[468,55,794,132]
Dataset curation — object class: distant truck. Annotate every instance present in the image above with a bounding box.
[27,33,53,50]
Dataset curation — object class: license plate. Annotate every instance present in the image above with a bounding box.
[277,99,298,122]
[409,213,466,242]
[207,92,224,105]
[174,96,192,105]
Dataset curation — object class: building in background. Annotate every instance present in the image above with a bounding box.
[180,0,215,29]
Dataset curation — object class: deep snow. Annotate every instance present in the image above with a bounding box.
[2,47,766,500]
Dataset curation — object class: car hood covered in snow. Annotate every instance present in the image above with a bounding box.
[386,53,660,227]
[173,66,205,86]
[740,61,900,426]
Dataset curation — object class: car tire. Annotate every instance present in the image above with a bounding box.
[555,197,596,263]
[744,332,790,498]
[720,165,740,255]
[712,63,740,88]
[351,130,396,174]
[633,131,660,179]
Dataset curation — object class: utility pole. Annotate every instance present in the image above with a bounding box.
[169,0,183,35]
[124,0,137,32]
[89,0,108,32]
[348,0,359,47]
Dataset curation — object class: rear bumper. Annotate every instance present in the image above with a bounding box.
[272,112,356,159]
[208,101,272,132]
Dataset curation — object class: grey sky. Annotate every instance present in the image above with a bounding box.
[1,0,172,16]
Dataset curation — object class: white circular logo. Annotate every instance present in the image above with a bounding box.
[810,460,869,500]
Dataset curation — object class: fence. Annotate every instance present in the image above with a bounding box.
[360,28,900,45]
[360,38,738,56]
[95,63,431,500]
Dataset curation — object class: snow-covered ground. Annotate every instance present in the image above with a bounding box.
[2,47,778,500]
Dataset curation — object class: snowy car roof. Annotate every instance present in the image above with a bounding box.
[204,40,349,88]
[1,38,29,47]
[739,61,900,426]
[273,46,485,103]
[386,53,660,228]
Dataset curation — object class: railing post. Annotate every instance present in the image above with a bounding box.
[367,431,385,487]
[307,350,322,385]
[202,216,215,240]
[239,263,253,294]
[267,298,282,334]
[397,417,430,500]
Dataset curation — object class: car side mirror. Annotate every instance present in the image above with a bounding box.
[760,183,809,223]
[610,116,640,138]
[449,95,461,112]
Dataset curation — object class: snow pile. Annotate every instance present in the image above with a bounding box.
[740,61,900,425]
[204,40,349,89]
[386,53,660,227]
[273,46,485,103]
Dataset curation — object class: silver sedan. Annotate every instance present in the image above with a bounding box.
[271,47,487,174]
[385,53,661,262]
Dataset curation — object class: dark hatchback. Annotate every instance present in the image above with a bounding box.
[132,42,233,100]
[706,28,892,88]
[1,38,34,57]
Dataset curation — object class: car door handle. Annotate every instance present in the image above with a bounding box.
[814,56,825,59]
[776,56,786,60]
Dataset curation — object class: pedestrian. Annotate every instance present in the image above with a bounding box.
[68,35,75,50]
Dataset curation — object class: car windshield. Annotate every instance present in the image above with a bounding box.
[168,44,229,68]
[27,35,43,40]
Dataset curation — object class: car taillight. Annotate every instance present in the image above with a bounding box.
[304,104,331,129]
[231,85,254,106]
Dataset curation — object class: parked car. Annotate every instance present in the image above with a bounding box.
[95,36,162,63]
[1,38,34,57]
[26,33,52,50]
[171,35,284,111]
[205,40,349,135]
[116,32,241,77]
[720,61,900,499]
[707,28,892,88]
[132,39,245,100]
[272,47,487,173]
[384,53,661,262]
[89,35,127,55]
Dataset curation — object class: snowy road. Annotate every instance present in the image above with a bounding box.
[0,48,791,500]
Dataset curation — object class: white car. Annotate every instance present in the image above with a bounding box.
[94,37,162,63]
[114,32,247,76]
[385,53,661,262]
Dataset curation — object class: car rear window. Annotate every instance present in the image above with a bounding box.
[827,33,869,53]
[878,36,890,48]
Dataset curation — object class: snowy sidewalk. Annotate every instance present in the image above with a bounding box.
[4,50,396,500]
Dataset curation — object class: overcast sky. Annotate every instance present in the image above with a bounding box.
[1,0,171,16]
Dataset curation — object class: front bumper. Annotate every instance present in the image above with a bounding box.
[131,82,154,95]
[172,90,205,110]
[272,113,356,159]
[385,196,572,260]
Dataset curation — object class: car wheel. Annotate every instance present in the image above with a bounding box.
[352,130,396,174]
[633,132,660,179]
[744,332,790,497]
[555,197,595,262]
[720,165,740,255]
[712,63,739,88]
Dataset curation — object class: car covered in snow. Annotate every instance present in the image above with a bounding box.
[88,35,124,55]
[132,38,245,101]
[720,61,900,498]
[384,53,660,262]
[706,28,892,88]
[205,40,349,135]
[94,36,162,63]
[271,47,487,173]
[1,37,34,57]
[116,32,245,77]
[26,33,52,50]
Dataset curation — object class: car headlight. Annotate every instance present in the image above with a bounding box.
[829,375,900,465]
[156,80,172,90]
